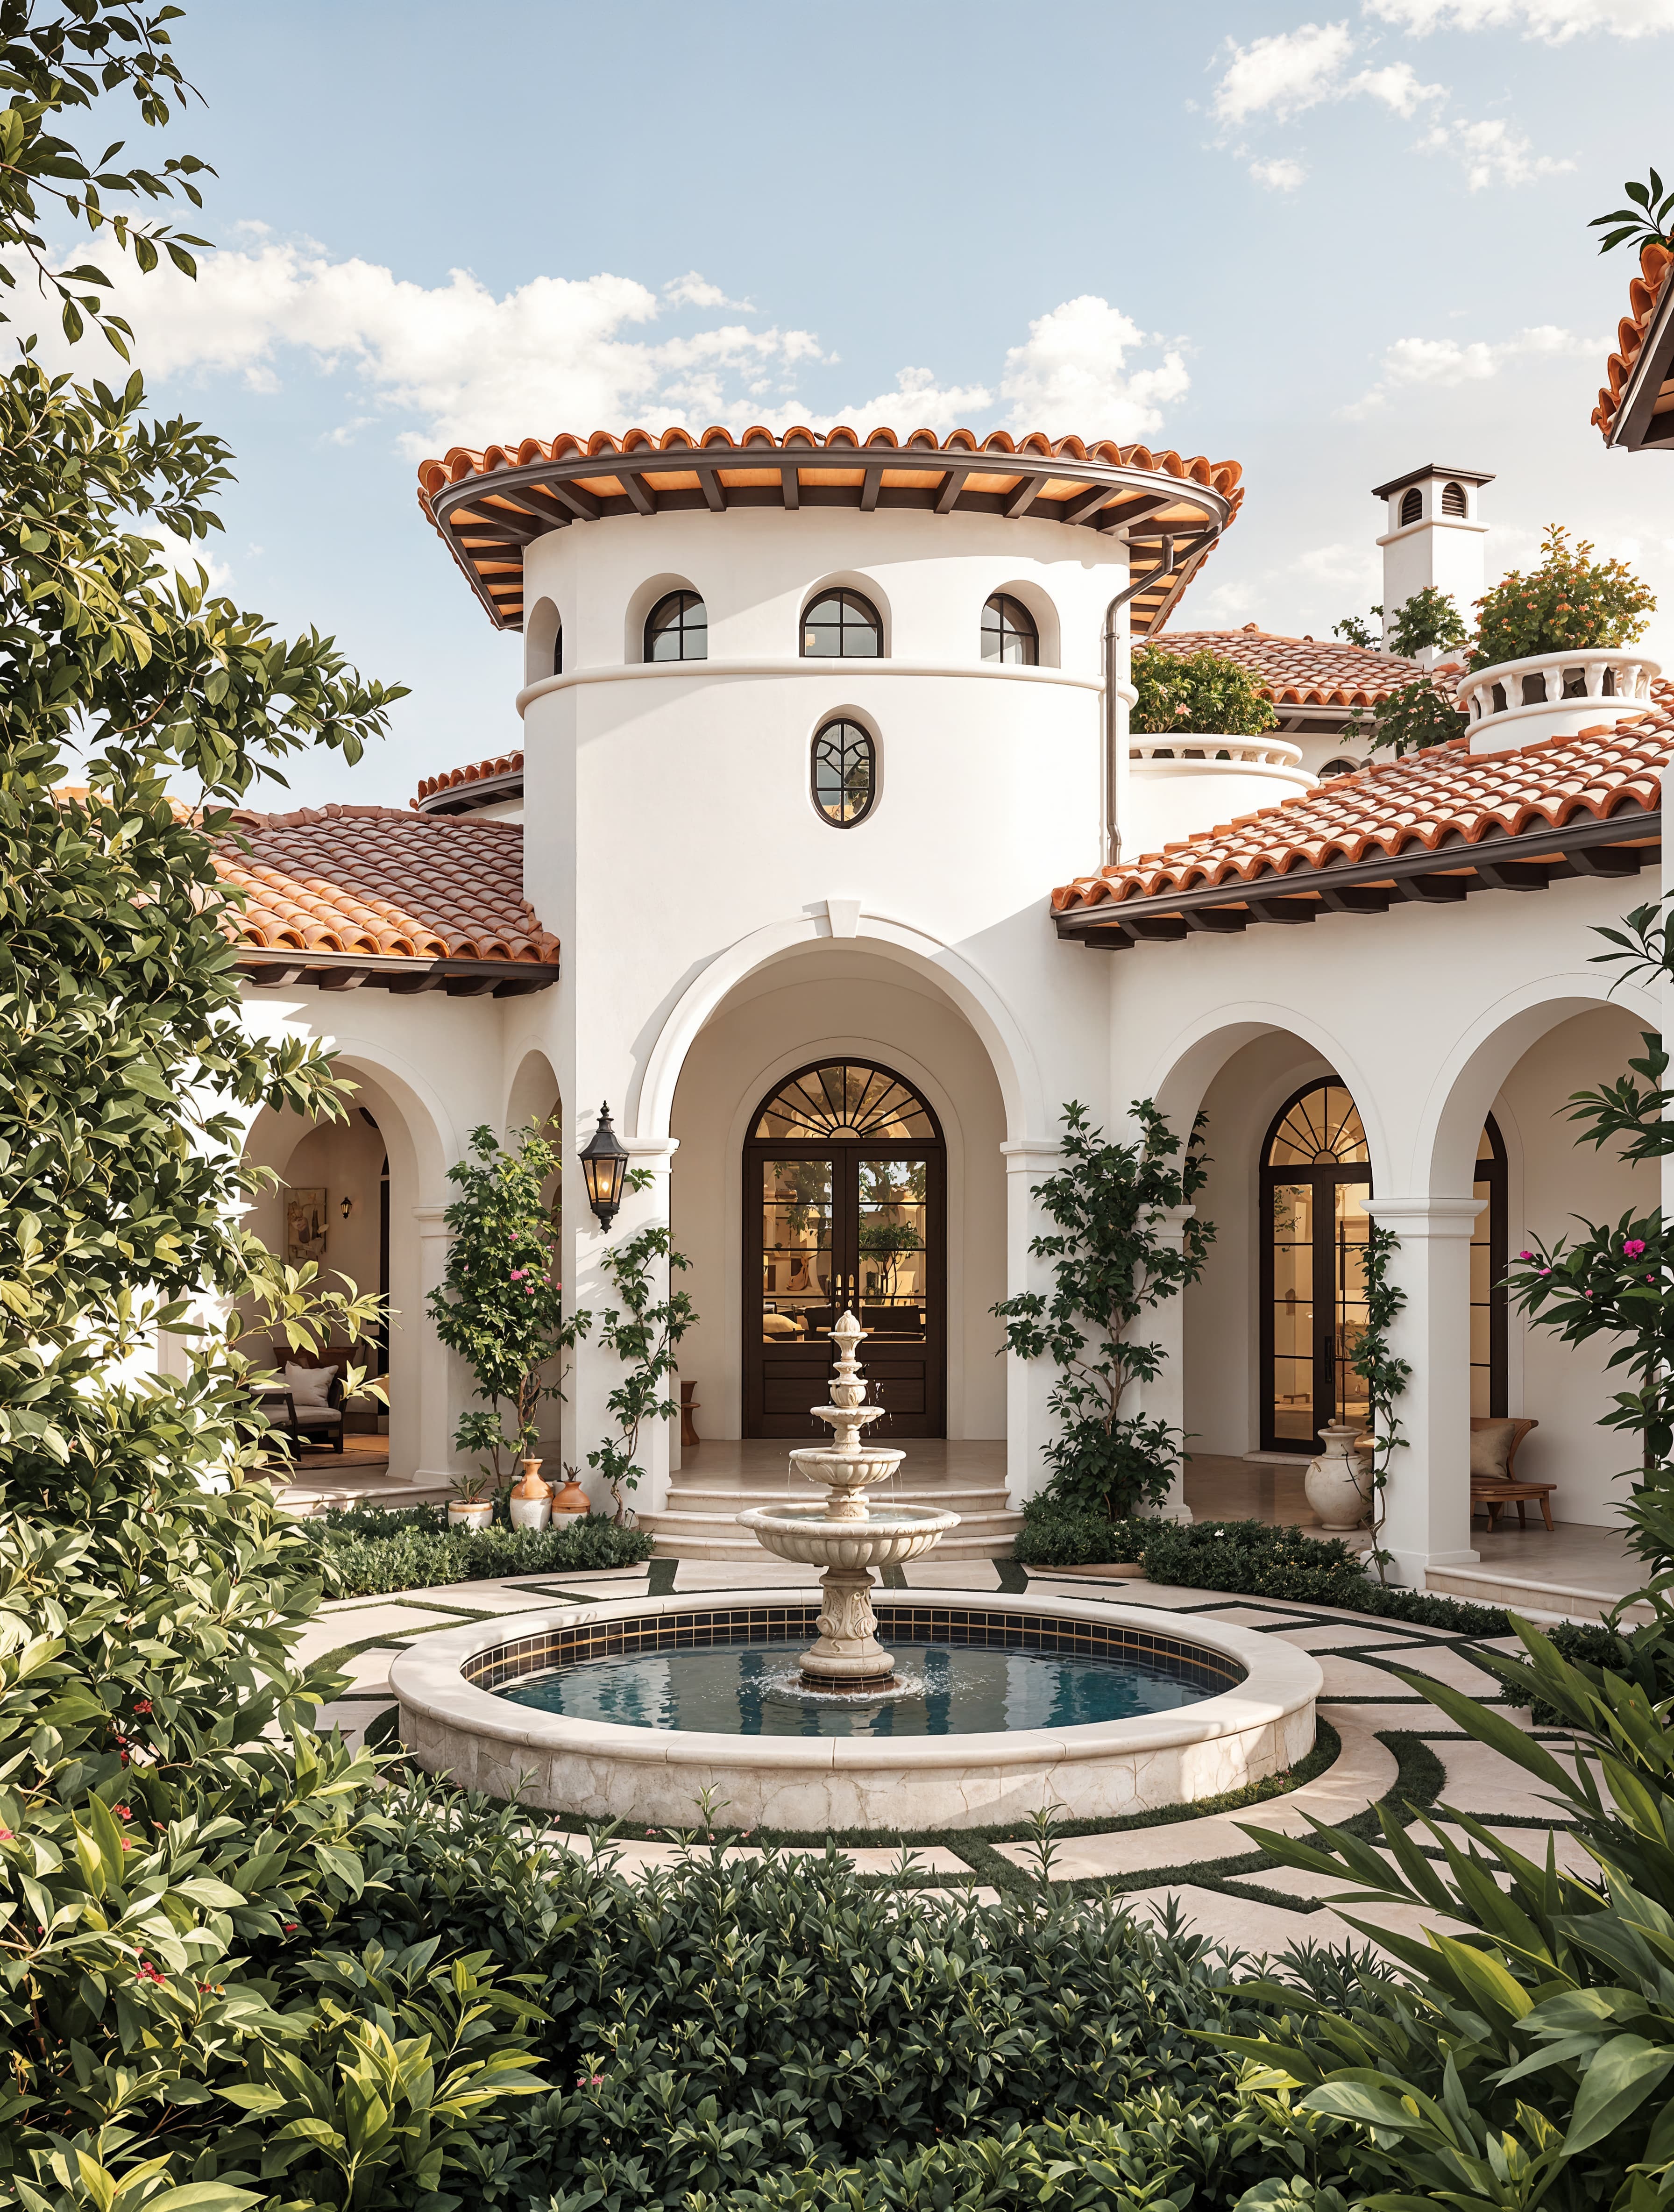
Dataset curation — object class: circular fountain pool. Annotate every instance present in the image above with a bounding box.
[390,1589,1321,1831]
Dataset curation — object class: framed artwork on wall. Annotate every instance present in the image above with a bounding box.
[285,1187,327,1267]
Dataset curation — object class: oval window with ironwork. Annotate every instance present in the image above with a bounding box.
[810,717,876,826]
[752,1061,938,1142]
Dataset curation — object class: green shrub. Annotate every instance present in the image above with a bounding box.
[1014,1496,1148,1567]
[312,1509,653,1597]
[1130,645,1278,739]
[1364,674,1468,757]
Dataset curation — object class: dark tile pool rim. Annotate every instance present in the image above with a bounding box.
[465,1604,1245,1698]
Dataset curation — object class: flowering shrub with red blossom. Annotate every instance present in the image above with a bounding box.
[1470,522,1656,671]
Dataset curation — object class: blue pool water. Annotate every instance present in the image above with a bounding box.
[495,1634,1228,1738]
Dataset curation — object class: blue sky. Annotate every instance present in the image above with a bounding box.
[66,0,1674,808]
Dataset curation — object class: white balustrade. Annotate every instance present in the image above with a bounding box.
[1455,648,1660,755]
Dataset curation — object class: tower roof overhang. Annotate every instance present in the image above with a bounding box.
[416,424,1244,640]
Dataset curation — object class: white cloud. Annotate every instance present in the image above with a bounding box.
[997,296,1190,440]
[1212,21,1357,122]
[48,236,1188,450]
[1341,321,1601,412]
[662,270,753,311]
[1418,113,1576,187]
[1347,60,1447,109]
[1251,156,1308,190]
[1367,0,1674,38]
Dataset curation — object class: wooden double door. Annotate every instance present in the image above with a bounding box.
[743,1060,946,1440]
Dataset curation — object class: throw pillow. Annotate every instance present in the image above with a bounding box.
[285,1362,339,1407]
[1469,1419,1518,1481]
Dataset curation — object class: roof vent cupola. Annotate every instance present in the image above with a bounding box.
[1371,463,1493,666]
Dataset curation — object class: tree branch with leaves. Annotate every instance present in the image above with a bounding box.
[586,1169,696,1522]
[993,1100,1214,1520]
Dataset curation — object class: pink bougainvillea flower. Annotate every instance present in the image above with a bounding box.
[133,1700,152,1715]
[114,1805,130,1818]
[0,1826,13,1841]
[1624,1239,1646,1258]
[1518,1250,1534,1262]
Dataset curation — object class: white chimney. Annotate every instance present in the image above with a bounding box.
[1371,464,1493,666]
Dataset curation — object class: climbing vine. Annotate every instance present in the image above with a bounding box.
[1351,1221,1410,1584]
[588,1170,697,1521]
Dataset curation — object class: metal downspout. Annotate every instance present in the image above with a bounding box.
[1101,535,1175,868]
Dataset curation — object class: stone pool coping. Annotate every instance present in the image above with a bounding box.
[390,1587,1321,1829]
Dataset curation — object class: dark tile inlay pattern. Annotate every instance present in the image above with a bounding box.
[463,1605,1245,1697]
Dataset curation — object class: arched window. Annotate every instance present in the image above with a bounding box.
[1399,486,1423,527]
[1261,1083,1372,1453]
[553,621,563,677]
[645,590,707,662]
[981,592,1038,666]
[810,719,876,826]
[802,588,881,659]
[1442,480,1468,518]
[1318,757,1360,779]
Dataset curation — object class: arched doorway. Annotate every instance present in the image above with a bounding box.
[1259,1080,1509,1450]
[743,1059,945,1439]
[1261,1082,1373,1453]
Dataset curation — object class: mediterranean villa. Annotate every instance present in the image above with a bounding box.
[222,236,1674,1609]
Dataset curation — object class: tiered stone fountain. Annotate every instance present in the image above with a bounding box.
[739,1312,958,1686]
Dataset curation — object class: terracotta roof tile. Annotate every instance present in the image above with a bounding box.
[214,805,556,964]
[1594,239,1674,442]
[1145,625,1431,709]
[413,750,524,808]
[1053,703,1674,913]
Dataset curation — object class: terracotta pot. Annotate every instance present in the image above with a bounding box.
[1304,1424,1371,1531]
[549,1473,591,1527]
[447,1500,494,1532]
[514,1457,550,1499]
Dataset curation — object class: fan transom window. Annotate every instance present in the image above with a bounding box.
[1267,1084,1369,1169]
[752,1061,937,1143]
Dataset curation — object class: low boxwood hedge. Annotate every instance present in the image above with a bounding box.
[306,1502,653,1596]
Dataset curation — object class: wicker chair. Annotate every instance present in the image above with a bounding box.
[1468,1415,1551,1531]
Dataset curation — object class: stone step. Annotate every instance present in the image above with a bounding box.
[1425,1561,1651,1627]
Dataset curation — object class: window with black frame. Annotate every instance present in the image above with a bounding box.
[810,719,876,827]
[802,588,881,658]
[645,590,708,662]
[981,592,1038,665]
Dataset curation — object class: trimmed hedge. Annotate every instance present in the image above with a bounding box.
[1018,1510,1511,1635]
[308,1504,653,1596]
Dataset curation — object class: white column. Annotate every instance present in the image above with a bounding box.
[1138,1204,1197,1523]
[411,1203,461,1489]
[1365,1195,1483,1586]
[1001,1138,1062,1508]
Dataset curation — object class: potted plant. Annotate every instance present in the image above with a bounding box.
[428,1120,592,1530]
[447,1470,495,1532]
[549,1464,591,1527]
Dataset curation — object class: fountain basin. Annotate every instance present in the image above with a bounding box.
[738,1502,958,1570]
[389,1588,1321,1831]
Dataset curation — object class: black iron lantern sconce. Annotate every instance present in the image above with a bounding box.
[579,1101,630,1230]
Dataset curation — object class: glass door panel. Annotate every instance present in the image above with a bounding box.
[759,1158,833,1346]
[1270,1182,1314,1442]
[1333,1181,1371,1436]
[857,1157,928,1342]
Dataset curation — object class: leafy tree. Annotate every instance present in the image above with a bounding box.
[427,1121,590,1495]
[1590,165,1674,254]
[0,5,546,2199]
[1362,674,1468,757]
[1387,584,1470,659]
[993,1101,1214,1519]
[1332,609,1381,650]
[586,1177,696,1520]
[1130,645,1277,739]
[1471,523,1656,670]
